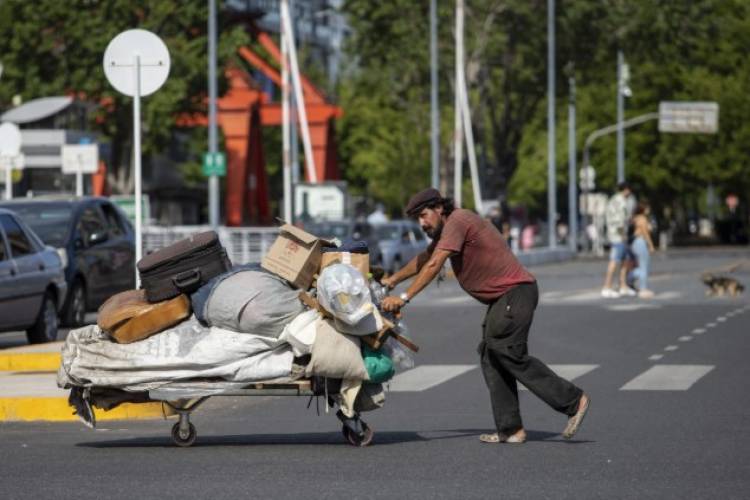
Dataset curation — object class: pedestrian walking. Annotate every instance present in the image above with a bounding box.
[629,202,656,298]
[602,182,636,297]
[380,188,590,444]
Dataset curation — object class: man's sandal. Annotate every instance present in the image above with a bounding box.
[479,432,526,444]
[563,393,590,439]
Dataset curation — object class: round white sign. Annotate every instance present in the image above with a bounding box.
[0,122,22,155]
[103,29,170,97]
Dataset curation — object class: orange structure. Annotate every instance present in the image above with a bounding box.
[182,31,342,226]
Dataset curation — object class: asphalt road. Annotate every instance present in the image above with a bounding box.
[1,247,749,499]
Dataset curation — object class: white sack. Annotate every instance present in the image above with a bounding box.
[278,309,319,356]
[57,317,293,391]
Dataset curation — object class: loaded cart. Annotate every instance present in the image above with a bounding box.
[63,315,416,448]
[58,229,418,448]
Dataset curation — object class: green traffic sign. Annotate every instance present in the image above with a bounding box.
[202,152,226,177]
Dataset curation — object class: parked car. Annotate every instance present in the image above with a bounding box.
[374,220,429,273]
[0,208,67,343]
[0,197,135,326]
[302,220,383,267]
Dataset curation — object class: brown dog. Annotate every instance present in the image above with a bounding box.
[701,273,745,297]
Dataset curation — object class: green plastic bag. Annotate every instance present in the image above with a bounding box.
[362,344,395,383]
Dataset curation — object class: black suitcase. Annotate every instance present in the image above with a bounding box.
[137,231,232,303]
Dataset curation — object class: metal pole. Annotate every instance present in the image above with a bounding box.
[459,62,483,215]
[133,54,142,288]
[453,0,463,207]
[208,0,220,228]
[568,71,577,253]
[430,0,439,190]
[547,0,556,248]
[281,11,292,222]
[76,168,83,197]
[281,0,317,183]
[616,50,625,183]
[4,161,10,200]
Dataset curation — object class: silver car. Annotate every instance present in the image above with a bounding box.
[375,220,429,273]
[0,208,67,344]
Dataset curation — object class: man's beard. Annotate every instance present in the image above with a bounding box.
[424,219,443,240]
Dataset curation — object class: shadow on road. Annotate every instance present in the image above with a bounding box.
[76,428,594,448]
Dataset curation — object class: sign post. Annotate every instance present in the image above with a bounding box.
[62,144,99,196]
[0,122,23,200]
[202,152,226,177]
[658,101,719,134]
[104,29,170,287]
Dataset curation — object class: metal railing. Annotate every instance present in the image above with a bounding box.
[143,226,279,265]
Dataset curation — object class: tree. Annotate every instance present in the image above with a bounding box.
[0,0,249,194]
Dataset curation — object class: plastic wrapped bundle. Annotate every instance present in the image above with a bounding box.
[317,263,373,325]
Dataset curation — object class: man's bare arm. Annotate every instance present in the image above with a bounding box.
[383,249,432,288]
[404,249,452,300]
[381,249,452,312]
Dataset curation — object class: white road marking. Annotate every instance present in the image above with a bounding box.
[654,291,682,300]
[415,295,475,307]
[388,365,476,392]
[717,317,727,322]
[606,304,660,311]
[621,365,714,391]
[678,336,693,342]
[706,322,717,328]
[648,354,664,361]
[692,328,706,335]
[664,345,679,352]
[519,364,599,391]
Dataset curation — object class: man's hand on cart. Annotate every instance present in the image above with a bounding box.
[381,276,397,290]
[381,295,405,312]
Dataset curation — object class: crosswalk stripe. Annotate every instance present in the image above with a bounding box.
[606,304,660,311]
[520,364,599,391]
[620,365,714,391]
[388,365,476,392]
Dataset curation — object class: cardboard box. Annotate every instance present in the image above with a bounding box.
[262,224,332,289]
[320,251,370,279]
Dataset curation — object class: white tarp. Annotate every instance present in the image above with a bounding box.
[57,317,293,392]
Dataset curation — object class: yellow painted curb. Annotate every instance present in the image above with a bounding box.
[0,353,61,372]
[0,397,174,422]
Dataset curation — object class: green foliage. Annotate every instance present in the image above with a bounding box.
[0,0,249,192]
[338,0,750,224]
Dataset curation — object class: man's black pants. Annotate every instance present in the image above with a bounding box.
[479,282,583,434]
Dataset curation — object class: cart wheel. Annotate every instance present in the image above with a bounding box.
[342,422,374,447]
[171,422,197,447]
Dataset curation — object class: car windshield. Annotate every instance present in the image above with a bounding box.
[376,225,402,240]
[307,222,351,239]
[10,204,72,247]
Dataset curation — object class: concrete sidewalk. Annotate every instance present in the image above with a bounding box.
[0,340,169,422]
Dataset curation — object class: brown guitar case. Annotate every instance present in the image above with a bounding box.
[97,289,191,344]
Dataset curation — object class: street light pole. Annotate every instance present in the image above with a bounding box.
[547,0,557,248]
[208,0,219,228]
[616,50,625,183]
[568,69,577,253]
[430,0,440,190]
[453,0,464,207]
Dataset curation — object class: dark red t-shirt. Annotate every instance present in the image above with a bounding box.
[431,209,535,304]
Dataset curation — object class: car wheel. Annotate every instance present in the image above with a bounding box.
[26,292,59,344]
[63,279,87,327]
